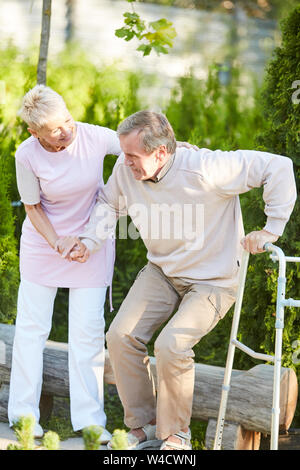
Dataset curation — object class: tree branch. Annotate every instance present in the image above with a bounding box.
[37,0,52,85]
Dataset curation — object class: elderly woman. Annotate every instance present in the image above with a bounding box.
[8,85,121,441]
[8,85,194,440]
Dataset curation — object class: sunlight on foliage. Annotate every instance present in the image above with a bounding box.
[115,0,177,56]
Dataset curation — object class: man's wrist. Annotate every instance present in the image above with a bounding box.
[79,238,96,252]
[263,218,285,237]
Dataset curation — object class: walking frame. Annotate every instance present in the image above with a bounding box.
[213,243,300,451]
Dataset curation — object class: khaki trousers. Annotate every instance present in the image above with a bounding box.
[106,262,236,440]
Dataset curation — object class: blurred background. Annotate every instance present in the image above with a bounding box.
[0,0,299,447]
[0,0,295,106]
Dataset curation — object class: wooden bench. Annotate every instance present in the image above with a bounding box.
[0,323,298,450]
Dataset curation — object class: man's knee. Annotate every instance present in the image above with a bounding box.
[106,317,135,351]
[154,332,177,363]
[154,331,194,367]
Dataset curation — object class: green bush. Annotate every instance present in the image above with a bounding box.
[82,425,104,450]
[251,5,300,423]
[0,117,19,323]
[109,429,129,450]
[7,415,60,450]
[8,415,36,450]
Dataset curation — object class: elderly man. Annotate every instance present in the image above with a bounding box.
[66,111,296,450]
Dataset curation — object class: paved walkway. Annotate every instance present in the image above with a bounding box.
[0,422,163,450]
[0,422,107,450]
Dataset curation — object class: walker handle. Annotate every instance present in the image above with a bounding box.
[263,242,275,252]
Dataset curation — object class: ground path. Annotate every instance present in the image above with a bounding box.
[0,421,105,450]
[0,422,163,450]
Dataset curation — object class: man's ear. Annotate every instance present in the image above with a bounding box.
[157,145,168,161]
[27,127,38,138]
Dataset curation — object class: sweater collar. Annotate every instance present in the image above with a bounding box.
[146,153,175,183]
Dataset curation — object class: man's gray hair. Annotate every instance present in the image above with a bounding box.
[19,84,68,130]
[117,110,176,154]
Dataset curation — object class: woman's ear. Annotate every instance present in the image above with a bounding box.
[27,127,38,138]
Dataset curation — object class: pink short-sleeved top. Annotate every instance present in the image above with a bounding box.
[15,122,121,291]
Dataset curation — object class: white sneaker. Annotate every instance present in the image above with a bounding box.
[34,423,44,438]
[100,428,112,444]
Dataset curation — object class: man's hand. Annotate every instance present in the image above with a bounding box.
[69,242,90,263]
[241,229,279,254]
[55,236,79,260]
[176,141,199,151]
[54,237,89,262]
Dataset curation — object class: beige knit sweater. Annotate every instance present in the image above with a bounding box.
[79,147,297,289]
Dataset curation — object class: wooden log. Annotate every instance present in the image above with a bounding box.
[39,394,54,423]
[0,323,114,397]
[0,323,298,434]
[205,418,261,450]
[260,429,300,451]
[190,362,297,434]
[0,383,53,424]
[150,357,298,434]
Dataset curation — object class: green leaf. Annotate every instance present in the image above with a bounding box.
[115,27,129,38]
[149,18,171,31]
[153,43,168,54]
[124,12,140,22]
[137,44,152,56]
[115,28,135,41]
[147,19,177,47]
[126,31,135,41]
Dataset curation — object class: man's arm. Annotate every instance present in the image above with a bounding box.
[201,149,297,253]
[69,159,128,261]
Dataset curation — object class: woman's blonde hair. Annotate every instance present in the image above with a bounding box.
[19,84,68,130]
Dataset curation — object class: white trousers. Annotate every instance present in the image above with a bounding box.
[8,278,107,431]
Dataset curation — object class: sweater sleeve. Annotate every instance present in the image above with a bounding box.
[200,149,297,236]
[78,158,128,251]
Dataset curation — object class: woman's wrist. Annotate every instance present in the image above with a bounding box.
[52,236,60,251]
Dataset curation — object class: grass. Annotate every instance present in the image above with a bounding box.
[40,414,76,442]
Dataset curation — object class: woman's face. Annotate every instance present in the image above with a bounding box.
[29,110,76,151]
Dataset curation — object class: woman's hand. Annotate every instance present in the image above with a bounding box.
[176,141,199,151]
[54,237,87,261]
[69,243,90,263]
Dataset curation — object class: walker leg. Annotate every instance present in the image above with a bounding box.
[213,342,236,450]
[213,250,250,450]
[270,329,282,450]
[270,273,286,450]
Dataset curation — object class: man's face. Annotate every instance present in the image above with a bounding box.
[29,110,76,150]
[120,130,167,181]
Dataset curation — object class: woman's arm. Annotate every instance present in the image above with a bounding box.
[24,203,85,259]
[24,203,59,249]
[16,159,60,249]
[16,157,82,258]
